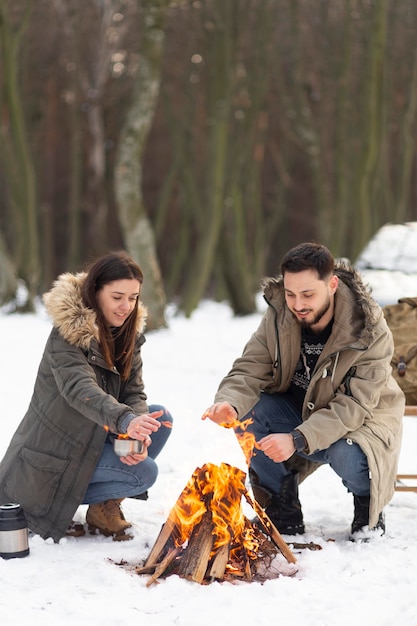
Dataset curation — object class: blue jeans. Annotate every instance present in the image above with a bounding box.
[82,405,173,504]
[239,392,370,497]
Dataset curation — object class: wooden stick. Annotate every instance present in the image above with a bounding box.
[177,510,214,583]
[145,469,204,567]
[144,514,177,568]
[208,543,230,581]
[145,547,182,587]
[244,552,252,582]
[244,491,297,564]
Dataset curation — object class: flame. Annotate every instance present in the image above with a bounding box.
[203,411,260,465]
[169,463,261,561]
[223,413,260,466]
[103,425,129,440]
[159,420,173,429]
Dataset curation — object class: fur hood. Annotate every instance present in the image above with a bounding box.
[42,272,148,350]
[262,258,381,336]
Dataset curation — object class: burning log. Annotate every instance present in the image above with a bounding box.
[176,508,214,582]
[136,463,296,586]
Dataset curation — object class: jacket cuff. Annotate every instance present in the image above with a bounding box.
[117,412,136,434]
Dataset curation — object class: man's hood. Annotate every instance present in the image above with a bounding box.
[261,258,382,338]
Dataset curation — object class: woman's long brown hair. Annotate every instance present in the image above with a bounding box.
[81,251,144,380]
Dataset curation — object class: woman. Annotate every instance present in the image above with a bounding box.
[0,251,173,542]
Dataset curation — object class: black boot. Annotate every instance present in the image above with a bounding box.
[350,494,385,540]
[129,490,148,501]
[250,468,305,535]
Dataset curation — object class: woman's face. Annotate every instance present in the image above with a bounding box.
[96,279,140,327]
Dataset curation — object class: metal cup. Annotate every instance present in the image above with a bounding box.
[113,438,144,457]
[0,503,30,559]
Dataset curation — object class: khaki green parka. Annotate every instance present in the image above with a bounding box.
[214,262,405,527]
[0,272,149,542]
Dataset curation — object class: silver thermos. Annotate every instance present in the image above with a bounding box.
[0,503,30,559]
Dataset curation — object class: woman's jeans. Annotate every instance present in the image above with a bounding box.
[82,405,173,504]
[239,392,370,498]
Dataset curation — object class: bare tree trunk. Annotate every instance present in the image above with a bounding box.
[331,0,354,257]
[0,232,18,306]
[52,0,84,269]
[114,1,169,330]
[394,37,417,222]
[356,0,388,252]
[288,0,332,244]
[172,0,273,317]
[0,0,40,308]
[76,0,130,256]
[179,19,232,317]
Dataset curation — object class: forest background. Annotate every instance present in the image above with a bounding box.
[1,0,417,328]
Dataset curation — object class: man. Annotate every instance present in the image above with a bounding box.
[202,242,404,540]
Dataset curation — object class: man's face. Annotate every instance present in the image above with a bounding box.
[283,269,338,332]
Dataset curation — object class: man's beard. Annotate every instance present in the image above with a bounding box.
[296,296,331,331]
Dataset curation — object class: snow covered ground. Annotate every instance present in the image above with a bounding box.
[1,298,417,626]
[356,221,417,306]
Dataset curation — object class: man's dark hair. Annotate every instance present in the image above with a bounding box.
[280,242,335,280]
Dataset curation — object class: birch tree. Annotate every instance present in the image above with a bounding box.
[114,1,170,329]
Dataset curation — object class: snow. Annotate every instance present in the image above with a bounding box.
[355,221,417,306]
[1,298,417,626]
[356,222,417,273]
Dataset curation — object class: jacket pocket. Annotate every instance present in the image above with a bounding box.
[4,447,69,517]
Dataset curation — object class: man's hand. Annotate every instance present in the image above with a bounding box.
[258,433,296,462]
[201,402,237,428]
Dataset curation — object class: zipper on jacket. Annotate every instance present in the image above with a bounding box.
[331,352,340,383]
[263,293,282,381]
[272,305,282,385]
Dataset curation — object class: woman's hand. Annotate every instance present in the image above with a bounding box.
[120,409,163,465]
[119,439,150,466]
[126,409,163,440]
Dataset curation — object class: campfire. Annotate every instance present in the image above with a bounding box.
[135,462,297,586]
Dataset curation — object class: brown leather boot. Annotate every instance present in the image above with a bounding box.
[66,519,86,537]
[86,498,133,541]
